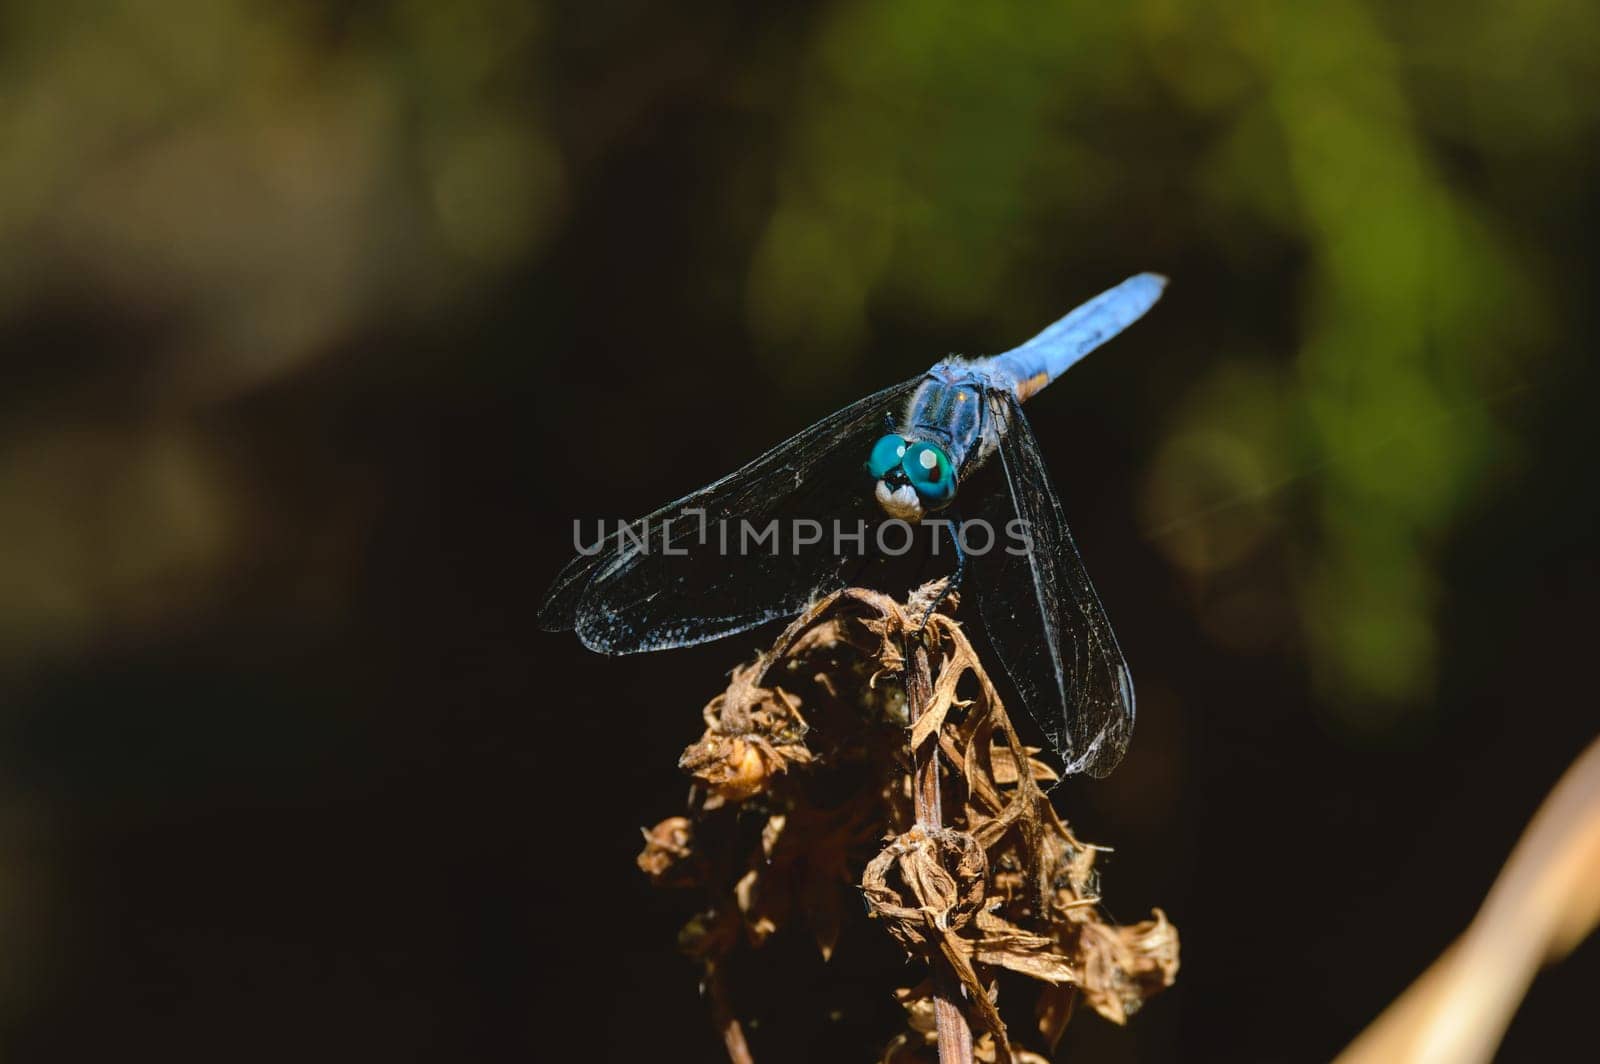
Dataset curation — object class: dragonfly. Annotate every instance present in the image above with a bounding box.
[539,273,1166,778]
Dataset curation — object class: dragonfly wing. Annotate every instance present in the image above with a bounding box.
[971,388,1135,778]
[538,378,922,653]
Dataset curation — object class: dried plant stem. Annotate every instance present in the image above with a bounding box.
[706,966,754,1064]
[907,642,945,829]
[1336,733,1600,1064]
[907,638,976,1064]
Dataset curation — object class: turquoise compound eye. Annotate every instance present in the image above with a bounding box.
[867,434,907,479]
[903,442,955,506]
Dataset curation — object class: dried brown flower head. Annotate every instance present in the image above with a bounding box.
[637,585,1178,1062]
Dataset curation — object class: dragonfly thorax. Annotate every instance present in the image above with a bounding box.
[907,370,986,463]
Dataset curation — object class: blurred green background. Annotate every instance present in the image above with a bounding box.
[1,1,1596,1060]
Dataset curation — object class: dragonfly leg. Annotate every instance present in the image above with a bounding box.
[917,515,966,630]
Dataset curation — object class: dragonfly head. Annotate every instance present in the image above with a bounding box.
[867,434,957,519]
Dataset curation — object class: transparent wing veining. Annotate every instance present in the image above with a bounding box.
[971,389,1135,778]
[537,378,922,653]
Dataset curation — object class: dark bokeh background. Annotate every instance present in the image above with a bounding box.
[1,2,1596,1060]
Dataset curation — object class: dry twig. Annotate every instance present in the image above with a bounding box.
[1336,733,1600,1064]
[637,584,1178,1061]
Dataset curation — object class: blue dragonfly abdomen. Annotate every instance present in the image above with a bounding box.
[988,272,1167,402]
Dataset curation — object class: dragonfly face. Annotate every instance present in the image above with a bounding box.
[867,433,956,520]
